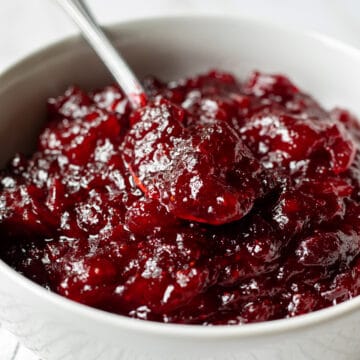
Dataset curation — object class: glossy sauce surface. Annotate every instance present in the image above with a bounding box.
[1,70,360,325]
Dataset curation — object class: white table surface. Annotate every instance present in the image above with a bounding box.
[0,1,359,359]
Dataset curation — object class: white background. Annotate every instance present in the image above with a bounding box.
[1,0,360,73]
[0,1,359,359]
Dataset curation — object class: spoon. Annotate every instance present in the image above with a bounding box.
[55,0,147,109]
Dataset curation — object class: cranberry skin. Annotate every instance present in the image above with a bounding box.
[321,257,360,304]
[47,86,93,118]
[164,290,220,324]
[295,202,360,269]
[287,290,321,317]
[331,107,360,142]
[212,216,283,286]
[91,85,130,116]
[271,176,353,237]
[245,71,298,98]
[75,190,109,234]
[125,198,178,235]
[54,255,121,307]
[240,111,321,164]
[39,110,121,165]
[209,298,281,325]
[0,182,57,236]
[119,228,215,314]
[240,110,356,173]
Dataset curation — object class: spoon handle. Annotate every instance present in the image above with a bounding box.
[56,0,146,109]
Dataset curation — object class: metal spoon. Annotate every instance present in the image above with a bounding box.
[55,0,146,109]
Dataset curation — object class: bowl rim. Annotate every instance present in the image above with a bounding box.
[1,13,360,339]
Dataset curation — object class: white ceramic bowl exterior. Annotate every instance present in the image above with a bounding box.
[1,16,360,360]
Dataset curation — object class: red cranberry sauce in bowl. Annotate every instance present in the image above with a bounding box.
[0,70,359,325]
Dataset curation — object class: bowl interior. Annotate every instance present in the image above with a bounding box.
[0,16,360,169]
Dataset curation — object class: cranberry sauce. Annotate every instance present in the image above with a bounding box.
[1,70,360,325]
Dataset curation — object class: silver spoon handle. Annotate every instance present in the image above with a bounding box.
[56,0,146,109]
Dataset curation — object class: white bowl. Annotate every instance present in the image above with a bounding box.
[1,16,360,360]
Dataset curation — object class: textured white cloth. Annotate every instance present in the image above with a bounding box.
[0,0,359,359]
